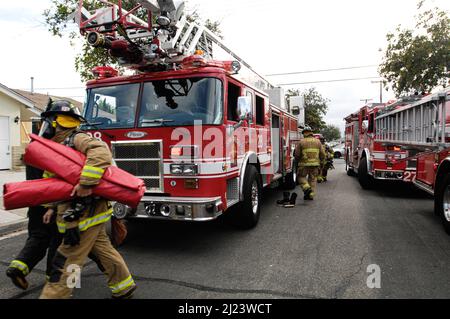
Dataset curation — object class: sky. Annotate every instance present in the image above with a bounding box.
[0,0,448,134]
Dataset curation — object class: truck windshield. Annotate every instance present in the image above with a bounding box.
[83,83,140,129]
[138,77,223,127]
[82,78,223,129]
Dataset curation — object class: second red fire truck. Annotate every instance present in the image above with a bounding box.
[344,101,413,189]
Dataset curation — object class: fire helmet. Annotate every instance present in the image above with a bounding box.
[41,100,86,122]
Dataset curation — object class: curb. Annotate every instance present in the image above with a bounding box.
[0,220,28,237]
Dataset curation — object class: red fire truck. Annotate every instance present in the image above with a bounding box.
[73,0,302,228]
[344,102,412,189]
[374,87,450,234]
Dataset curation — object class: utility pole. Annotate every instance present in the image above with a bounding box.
[371,80,383,103]
[360,98,373,104]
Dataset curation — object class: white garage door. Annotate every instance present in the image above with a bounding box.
[0,116,11,170]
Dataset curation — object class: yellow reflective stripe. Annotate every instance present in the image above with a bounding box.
[81,172,103,179]
[303,148,320,154]
[109,275,135,294]
[81,166,105,179]
[43,171,56,178]
[83,166,105,174]
[57,208,112,233]
[57,222,66,234]
[78,209,113,232]
[10,260,29,276]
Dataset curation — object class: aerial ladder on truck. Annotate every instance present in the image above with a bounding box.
[73,0,303,115]
[375,87,450,234]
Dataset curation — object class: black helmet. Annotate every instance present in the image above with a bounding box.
[41,100,86,122]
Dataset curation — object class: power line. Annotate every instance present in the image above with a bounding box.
[278,76,381,86]
[266,65,379,77]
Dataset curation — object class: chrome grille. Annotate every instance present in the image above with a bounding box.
[112,141,163,193]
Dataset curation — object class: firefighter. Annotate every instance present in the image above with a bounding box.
[5,103,63,290]
[5,101,104,291]
[38,100,136,299]
[317,137,334,183]
[5,166,62,290]
[294,126,326,200]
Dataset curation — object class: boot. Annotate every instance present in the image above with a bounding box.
[284,193,298,208]
[6,267,29,290]
[304,188,313,200]
[276,192,291,206]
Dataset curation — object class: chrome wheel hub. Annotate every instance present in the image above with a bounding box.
[251,181,259,214]
[443,186,450,222]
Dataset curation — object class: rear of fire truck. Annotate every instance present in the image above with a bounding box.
[344,103,410,189]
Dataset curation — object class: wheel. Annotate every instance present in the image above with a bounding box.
[230,165,261,229]
[434,173,450,235]
[358,157,374,189]
[334,152,342,159]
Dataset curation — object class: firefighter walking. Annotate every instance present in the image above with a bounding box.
[38,100,136,299]
[295,126,326,200]
[318,137,334,183]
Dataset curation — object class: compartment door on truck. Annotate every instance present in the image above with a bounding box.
[271,113,281,175]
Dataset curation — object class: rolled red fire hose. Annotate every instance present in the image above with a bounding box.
[3,134,146,210]
[3,178,73,210]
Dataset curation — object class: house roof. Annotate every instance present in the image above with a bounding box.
[13,89,83,113]
[0,83,36,110]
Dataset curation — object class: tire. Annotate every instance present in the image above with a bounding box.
[334,152,342,159]
[230,165,262,229]
[358,157,374,189]
[434,173,450,235]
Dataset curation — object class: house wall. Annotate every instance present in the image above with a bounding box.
[0,93,25,170]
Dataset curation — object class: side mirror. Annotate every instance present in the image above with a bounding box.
[237,96,252,121]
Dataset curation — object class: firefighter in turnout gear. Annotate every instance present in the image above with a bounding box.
[39,100,136,299]
[294,126,326,200]
[317,137,334,183]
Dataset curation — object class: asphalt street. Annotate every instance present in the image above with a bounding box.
[1,159,450,299]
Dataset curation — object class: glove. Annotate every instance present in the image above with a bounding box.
[64,227,81,246]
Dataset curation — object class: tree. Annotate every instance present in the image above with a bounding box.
[379,0,449,97]
[320,125,341,142]
[43,0,223,81]
[286,87,329,132]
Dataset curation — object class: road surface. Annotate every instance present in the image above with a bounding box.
[1,159,449,299]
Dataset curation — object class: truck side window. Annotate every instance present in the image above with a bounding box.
[368,114,374,133]
[256,95,265,125]
[227,82,241,121]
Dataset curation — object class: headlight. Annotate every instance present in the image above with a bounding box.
[182,164,198,175]
[170,164,183,175]
[170,164,198,175]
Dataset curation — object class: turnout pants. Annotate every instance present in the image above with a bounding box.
[10,206,61,277]
[40,223,135,299]
[298,167,320,195]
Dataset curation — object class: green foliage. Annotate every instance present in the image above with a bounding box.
[286,88,329,132]
[379,0,449,96]
[43,1,223,82]
[320,124,341,142]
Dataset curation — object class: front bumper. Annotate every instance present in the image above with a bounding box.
[116,196,223,221]
[374,170,403,180]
